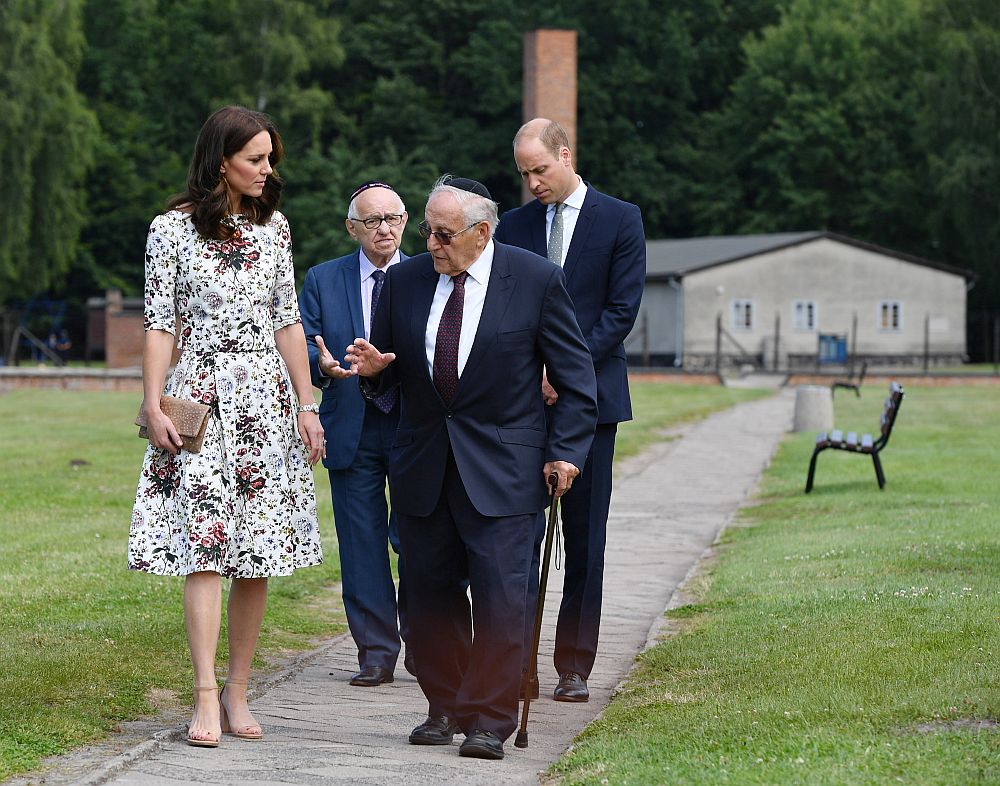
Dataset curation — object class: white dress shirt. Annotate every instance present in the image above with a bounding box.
[360,249,401,340]
[424,240,495,378]
[545,178,588,267]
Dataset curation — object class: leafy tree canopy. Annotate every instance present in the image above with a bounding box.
[5,0,1000,331]
[0,0,97,296]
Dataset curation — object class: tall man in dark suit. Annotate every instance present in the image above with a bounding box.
[299,182,410,687]
[495,118,646,703]
[345,175,597,760]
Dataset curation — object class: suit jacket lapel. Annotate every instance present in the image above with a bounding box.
[529,200,547,256]
[458,246,515,392]
[342,252,365,339]
[563,185,598,285]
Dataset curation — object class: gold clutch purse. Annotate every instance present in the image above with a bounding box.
[135,395,211,454]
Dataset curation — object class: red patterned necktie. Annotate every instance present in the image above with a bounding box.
[369,268,397,413]
[432,271,469,403]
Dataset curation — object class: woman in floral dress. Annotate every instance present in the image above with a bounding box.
[129,106,325,748]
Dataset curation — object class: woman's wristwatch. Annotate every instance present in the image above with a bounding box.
[297,403,320,414]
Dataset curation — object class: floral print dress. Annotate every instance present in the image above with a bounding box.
[129,210,323,577]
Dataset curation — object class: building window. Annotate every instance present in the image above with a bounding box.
[731,299,754,332]
[792,300,817,331]
[878,300,903,331]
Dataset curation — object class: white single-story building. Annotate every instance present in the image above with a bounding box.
[627,231,975,370]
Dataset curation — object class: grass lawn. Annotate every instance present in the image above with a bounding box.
[0,379,761,779]
[552,384,1000,785]
[0,389,344,780]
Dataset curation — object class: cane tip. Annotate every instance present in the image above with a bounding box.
[514,730,528,748]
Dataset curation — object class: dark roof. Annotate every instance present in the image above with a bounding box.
[646,231,976,282]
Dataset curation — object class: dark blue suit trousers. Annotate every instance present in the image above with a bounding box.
[496,185,645,679]
[300,251,408,672]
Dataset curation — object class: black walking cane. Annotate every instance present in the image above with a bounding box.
[514,472,560,749]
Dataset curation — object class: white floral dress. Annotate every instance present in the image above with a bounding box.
[129,210,323,578]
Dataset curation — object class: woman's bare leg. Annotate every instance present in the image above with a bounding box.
[184,571,223,743]
[221,577,268,734]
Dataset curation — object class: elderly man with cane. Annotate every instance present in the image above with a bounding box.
[346,175,596,760]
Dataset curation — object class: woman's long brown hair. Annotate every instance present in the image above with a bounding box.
[166,106,285,240]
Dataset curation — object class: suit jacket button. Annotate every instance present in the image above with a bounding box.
[446,412,453,419]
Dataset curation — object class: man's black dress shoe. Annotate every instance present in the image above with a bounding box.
[520,672,539,700]
[403,650,417,677]
[348,666,394,687]
[459,729,504,760]
[553,672,589,702]
[409,715,461,745]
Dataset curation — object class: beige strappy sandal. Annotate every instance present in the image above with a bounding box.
[186,685,221,748]
[219,678,263,740]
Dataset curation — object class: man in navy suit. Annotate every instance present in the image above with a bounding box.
[495,118,646,703]
[345,176,597,760]
[299,182,410,687]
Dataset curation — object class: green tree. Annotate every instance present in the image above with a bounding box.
[323,0,784,244]
[692,0,939,257]
[0,0,98,299]
[69,0,790,296]
[920,0,1000,309]
[76,0,345,296]
[327,0,527,224]
[569,0,720,237]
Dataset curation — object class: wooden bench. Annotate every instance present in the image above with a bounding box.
[831,361,867,398]
[805,382,903,493]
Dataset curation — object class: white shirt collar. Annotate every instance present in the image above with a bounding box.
[461,239,494,286]
[359,248,401,279]
[549,178,587,214]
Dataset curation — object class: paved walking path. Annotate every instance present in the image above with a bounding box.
[63,389,794,786]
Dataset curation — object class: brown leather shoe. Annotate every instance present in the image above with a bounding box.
[553,672,589,702]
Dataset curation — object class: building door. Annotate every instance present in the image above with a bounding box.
[818,333,847,364]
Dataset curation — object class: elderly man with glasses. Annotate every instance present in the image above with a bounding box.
[345,175,597,760]
[299,181,412,688]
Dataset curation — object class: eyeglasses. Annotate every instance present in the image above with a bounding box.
[350,213,405,230]
[417,221,479,245]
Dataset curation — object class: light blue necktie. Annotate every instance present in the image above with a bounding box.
[547,203,565,266]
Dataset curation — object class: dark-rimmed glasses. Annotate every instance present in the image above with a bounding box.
[350,213,405,230]
[418,221,478,245]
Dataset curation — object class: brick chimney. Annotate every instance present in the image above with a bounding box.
[522,29,578,204]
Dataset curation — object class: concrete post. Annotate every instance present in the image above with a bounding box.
[792,386,834,432]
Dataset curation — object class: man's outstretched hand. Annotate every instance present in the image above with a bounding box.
[315,336,352,380]
[344,337,396,377]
